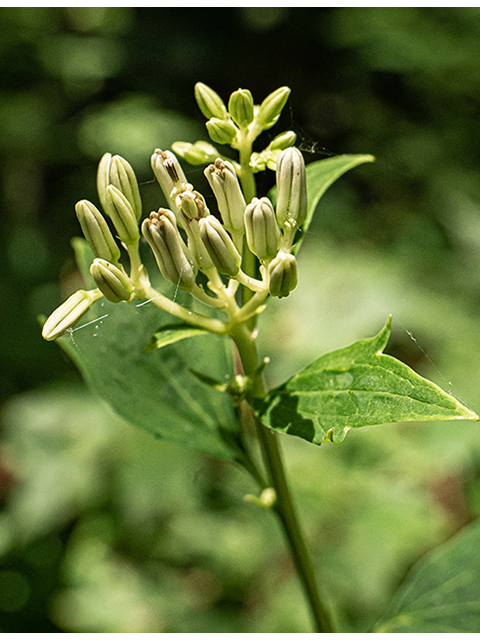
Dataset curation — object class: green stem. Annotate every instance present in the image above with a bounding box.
[143,284,227,335]
[236,137,259,324]
[237,139,256,205]
[230,323,334,633]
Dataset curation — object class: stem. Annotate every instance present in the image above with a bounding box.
[236,136,259,325]
[254,421,334,633]
[143,284,227,335]
[237,140,256,205]
[230,323,334,633]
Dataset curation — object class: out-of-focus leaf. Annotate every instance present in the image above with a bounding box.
[374,519,480,632]
[58,299,238,460]
[1,388,115,542]
[71,237,96,289]
[255,317,478,445]
[53,536,165,632]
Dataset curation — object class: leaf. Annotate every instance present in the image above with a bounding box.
[71,236,96,289]
[303,153,374,235]
[255,317,478,445]
[144,323,209,353]
[269,153,374,253]
[58,298,238,460]
[374,519,480,632]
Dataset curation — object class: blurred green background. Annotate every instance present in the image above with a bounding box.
[2,6,480,632]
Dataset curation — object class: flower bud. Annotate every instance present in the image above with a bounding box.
[109,155,143,221]
[257,86,291,131]
[198,215,241,277]
[151,149,189,215]
[171,140,218,165]
[249,152,266,173]
[42,289,97,340]
[228,88,254,127]
[275,147,307,231]
[244,197,280,262]
[90,259,134,303]
[142,210,196,291]
[204,159,246,235]
[205,118,238,145]
[194,82,227,120]
[176,190,208,223]
[97,153,142,222]
[269,130,298,151]
[75,199,121,264]
[106,185,140,245]
[97,152,113,216]
[268,251,298,298]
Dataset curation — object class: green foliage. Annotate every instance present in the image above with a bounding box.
[4,6,480,634]
[255,318,477,445]
[375,519,480,632]
[282,154,375,254]
[58,301,237,460]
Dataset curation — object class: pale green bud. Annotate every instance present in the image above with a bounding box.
[176,190,208,223]
[228,88,254,127]
[90,259,134,303]
[206,118,238,145]
[199,215,241,277]
[75,199,121,264]
[204,159,246,234]
[97,153,142,221]
[268,251,298,298]
[275,147,307,230]
[97,152,113,216]
[257,86,291,131]
[250,152,266,173]
[109,155,143,221]
[249,132,298,174]
[171,140,219,165]
[42,289,97,340]
[244,197,280,262]
[142,210,196,291]
[269,130,297,151]
[151,149,189,215]
[194,82,227,120]
[264,149,282,171]
[106,185,140,245]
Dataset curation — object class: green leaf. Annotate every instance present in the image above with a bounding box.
[58,298,238,460]
[255,317,478,445]
[71,236,96,289]
[269,153,374,253]
[144,323,209,353]
[374,519,480,632]
[304,153,374,234]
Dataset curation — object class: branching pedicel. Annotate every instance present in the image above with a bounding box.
[42,83,478,633]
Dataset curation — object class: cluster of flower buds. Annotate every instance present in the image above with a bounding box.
[42,84,309,343]
[173,83,295,175]
[148,143,306,300]
[42,153,143,340]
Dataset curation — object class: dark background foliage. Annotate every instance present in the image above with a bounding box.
[2,7,480,632]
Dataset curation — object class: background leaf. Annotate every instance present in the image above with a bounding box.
[303,154,375,237]
[58,298,238,460]
[374,518,480,632]
[255,317,478,445]
[269,154,374,254]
